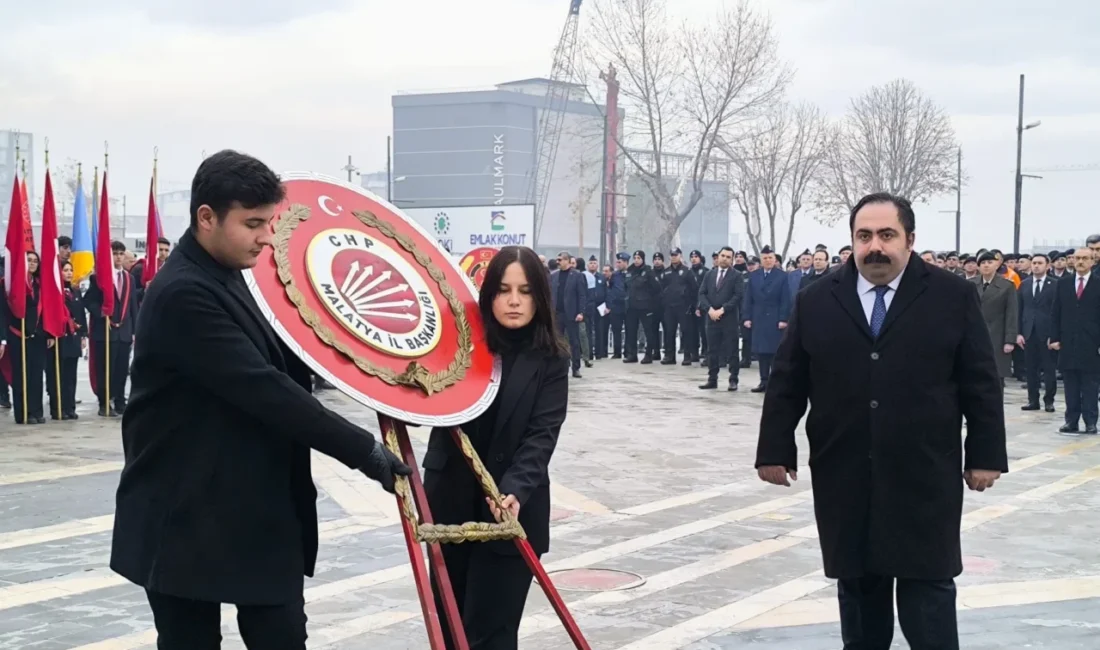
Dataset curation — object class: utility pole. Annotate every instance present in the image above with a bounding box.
[955,147,962,253]
[342,155,359,183]
[1012,74,1025,255]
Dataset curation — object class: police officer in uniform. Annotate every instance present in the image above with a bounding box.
[659,248,698,365]
[624,250,661,364]
[689,250,708,364]
[650,252,667,362]
[605,253,629,358]
[584,255,607,360]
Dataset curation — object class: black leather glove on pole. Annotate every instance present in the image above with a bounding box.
[360,443,413,494]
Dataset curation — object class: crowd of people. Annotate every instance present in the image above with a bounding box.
[0,235,171,423]
[545,232,1100,434]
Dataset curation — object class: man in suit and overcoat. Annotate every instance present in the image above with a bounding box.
[970,251,1019,384]
[550,251,587,378]
[697,246,743,391]
[742,246,790,393]
[1017,253,1058,411]
[1049,248,1100,435]
[755,192,1007,650]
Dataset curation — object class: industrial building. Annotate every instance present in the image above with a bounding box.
[0,130,35,232]
[390,78,614,258]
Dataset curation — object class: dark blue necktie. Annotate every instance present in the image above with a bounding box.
[870,286,889,337]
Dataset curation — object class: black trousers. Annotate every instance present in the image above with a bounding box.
[691,312,708,358]
[662,304,691,360]
[44,351,79,418]
[741,324,753,364]
[706,316,739,384]
[555,315,582,372]
[648,312,662,357]
[1062,369,1099,428]
[586,307,604,358]
[624,308,657,359]
[758,353,774,384]
[6,334,45,423]
[432,544,535,650]
[145,589,307,650]
[92,338,131,409]
[0,361,9,404]
[838,574,958,650]
[1024,333,1057,406]
[1012,345,1026,380]
[603,311,624,357]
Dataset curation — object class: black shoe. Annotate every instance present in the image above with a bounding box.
[660,358,676,365]
[699,381,718,390]
[98,407,120,418]
[612,354,622,359]
[572,371,582,379]
[1086,426,1098,434]
[63,412,78,420]
[750,383,767,393]
[739,361,752,369]
[584,359,593,368]
[34,417,45,424]
[1021,404,1040,411]
[728,382,739,392]
[0,400,10,409]
[75,398,83,405]
[1059,424,1080,435]
[640,356,653,365]
[681,359,693,366]
[1045,404,1056,413]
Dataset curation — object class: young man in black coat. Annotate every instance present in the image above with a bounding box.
[755,192,1008,650]
[109,150,411,649]
[83,240,140,417]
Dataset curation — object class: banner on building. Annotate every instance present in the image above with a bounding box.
[403,204,534,256]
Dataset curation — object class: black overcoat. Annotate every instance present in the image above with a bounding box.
[1050,272,1100,373]
[110,232,380,605]
[422,350,569,556]
[755,254,1008,580]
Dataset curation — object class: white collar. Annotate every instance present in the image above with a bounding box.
[1078,271,1091,283]
[856,265,905,295]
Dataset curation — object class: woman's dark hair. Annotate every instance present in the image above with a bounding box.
[478,246,569,358]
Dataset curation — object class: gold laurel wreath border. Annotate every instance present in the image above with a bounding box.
[272,203,473,396]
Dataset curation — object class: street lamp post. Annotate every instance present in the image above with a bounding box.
[1013,73,1041,255]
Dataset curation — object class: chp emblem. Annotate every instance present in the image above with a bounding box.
[306,228,442,358]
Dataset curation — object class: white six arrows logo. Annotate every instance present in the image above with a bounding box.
[306,228,442,358]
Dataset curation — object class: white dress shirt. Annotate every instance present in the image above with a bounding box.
[855,267,906,325]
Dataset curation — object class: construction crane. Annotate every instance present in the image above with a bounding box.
[530,0,583,248]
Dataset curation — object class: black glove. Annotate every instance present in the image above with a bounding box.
[359,443,413,494]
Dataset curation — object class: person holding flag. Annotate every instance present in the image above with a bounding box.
[50,260,85,419]
[82,168,139,417]
[39,153,77,421]
[1,174,44,424]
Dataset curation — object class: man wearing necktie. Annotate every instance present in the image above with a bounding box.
[82,240,141,417]
[1017,254,1058,412]
[1049,248,1100,435]
[756,192,1007,650]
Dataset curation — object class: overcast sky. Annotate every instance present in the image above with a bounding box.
[2,0,1097,254]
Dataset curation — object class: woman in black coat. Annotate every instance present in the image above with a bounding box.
[3,251,45,424]
[423,245,571,650]
[45,261,86,419]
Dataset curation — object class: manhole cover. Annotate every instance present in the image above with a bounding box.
[963,556,999,573]
[550,507,575,522]
[543,568,646,592]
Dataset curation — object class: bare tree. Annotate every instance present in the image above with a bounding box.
[583,0,790,251]
[813,78,960,225]
[721,103,828,258]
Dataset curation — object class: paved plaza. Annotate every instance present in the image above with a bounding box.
[1,359,1099,649]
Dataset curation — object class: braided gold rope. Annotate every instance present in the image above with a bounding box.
[383,423,526,545]
[272,204,474,395]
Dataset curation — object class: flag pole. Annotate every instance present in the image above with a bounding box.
[152,147,158,275]
[15,139,27,424]
[104,142,110,415]
[45,138,62,421]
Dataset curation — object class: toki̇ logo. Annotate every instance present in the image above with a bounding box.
[490,210,505,231]
[433,212,450,236]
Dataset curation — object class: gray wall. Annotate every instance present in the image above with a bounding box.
[622,176,731,257]
[391,86,613,256]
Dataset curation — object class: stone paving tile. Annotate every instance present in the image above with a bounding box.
[2,360,1100,649]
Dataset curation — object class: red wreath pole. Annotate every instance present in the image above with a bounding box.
[378,415,466,650]
[446,427,592,650]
